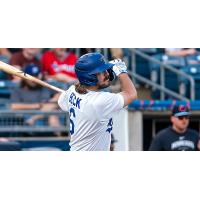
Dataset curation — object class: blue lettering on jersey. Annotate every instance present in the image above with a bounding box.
[76,98,82,109]
[106,118,113,134]
[69,107,76,135]
[69,92,82,109]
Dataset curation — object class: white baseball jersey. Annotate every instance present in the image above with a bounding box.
[58,85,124,151]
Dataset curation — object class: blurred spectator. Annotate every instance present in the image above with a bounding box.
[10,48,41,82]
[10,48,41,69]
[110,134,118,151]
[41,48,77,83]
[10,64,61,136]
[0,48,12,62]
[165,48,196,57]
[163,48,200,67]
[149,105,200,151]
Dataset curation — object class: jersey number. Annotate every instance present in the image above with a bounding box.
[69,108,76,135]
[106,118,113,134]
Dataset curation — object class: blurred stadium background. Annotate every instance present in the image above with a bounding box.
[0,48,200,151]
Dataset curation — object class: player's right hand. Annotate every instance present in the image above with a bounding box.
[109,59,127,76]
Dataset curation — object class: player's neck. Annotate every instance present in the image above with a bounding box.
[85,86,98,91]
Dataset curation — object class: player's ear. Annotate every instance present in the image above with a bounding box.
[170,116,174,123]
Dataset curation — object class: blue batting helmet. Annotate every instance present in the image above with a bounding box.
[75,52,115,86]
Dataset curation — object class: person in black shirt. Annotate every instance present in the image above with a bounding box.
[149,105,200,151]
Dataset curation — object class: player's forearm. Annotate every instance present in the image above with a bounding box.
[109,59,137,106]
[119,73,137,105]
[41,102,58,110]
[10,103,41,110]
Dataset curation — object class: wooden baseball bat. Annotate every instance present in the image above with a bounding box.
[0,61,65,93]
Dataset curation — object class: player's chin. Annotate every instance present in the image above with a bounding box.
[105,79,110,85]
[180,124,188,130]
[105,80,111,86]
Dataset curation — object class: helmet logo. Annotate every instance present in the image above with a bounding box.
[179,105,186,112]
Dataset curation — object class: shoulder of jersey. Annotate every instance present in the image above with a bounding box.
[187,128,199,135]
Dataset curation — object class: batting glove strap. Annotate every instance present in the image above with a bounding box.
[109,59,128,76]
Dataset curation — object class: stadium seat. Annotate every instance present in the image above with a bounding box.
[185,54,200,65]
[0,80,19,99]
[179,64,200,99]
[135,49,161,83]
[149,54,186,99]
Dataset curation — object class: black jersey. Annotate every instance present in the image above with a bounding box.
[149,127,200,151]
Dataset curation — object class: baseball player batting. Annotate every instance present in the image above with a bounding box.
[58,52,137,151]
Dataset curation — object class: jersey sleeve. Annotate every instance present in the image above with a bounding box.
[58,91,69,112]
[94,92,124,120]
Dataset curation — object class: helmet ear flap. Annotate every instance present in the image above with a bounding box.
[75,69,98,86]
[107,68,116,81]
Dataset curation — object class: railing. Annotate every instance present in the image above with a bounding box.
[0,110,69,134]
[128,71,190,101]
[130,48,195,100]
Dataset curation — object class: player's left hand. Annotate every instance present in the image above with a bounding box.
[109,59,127,76]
